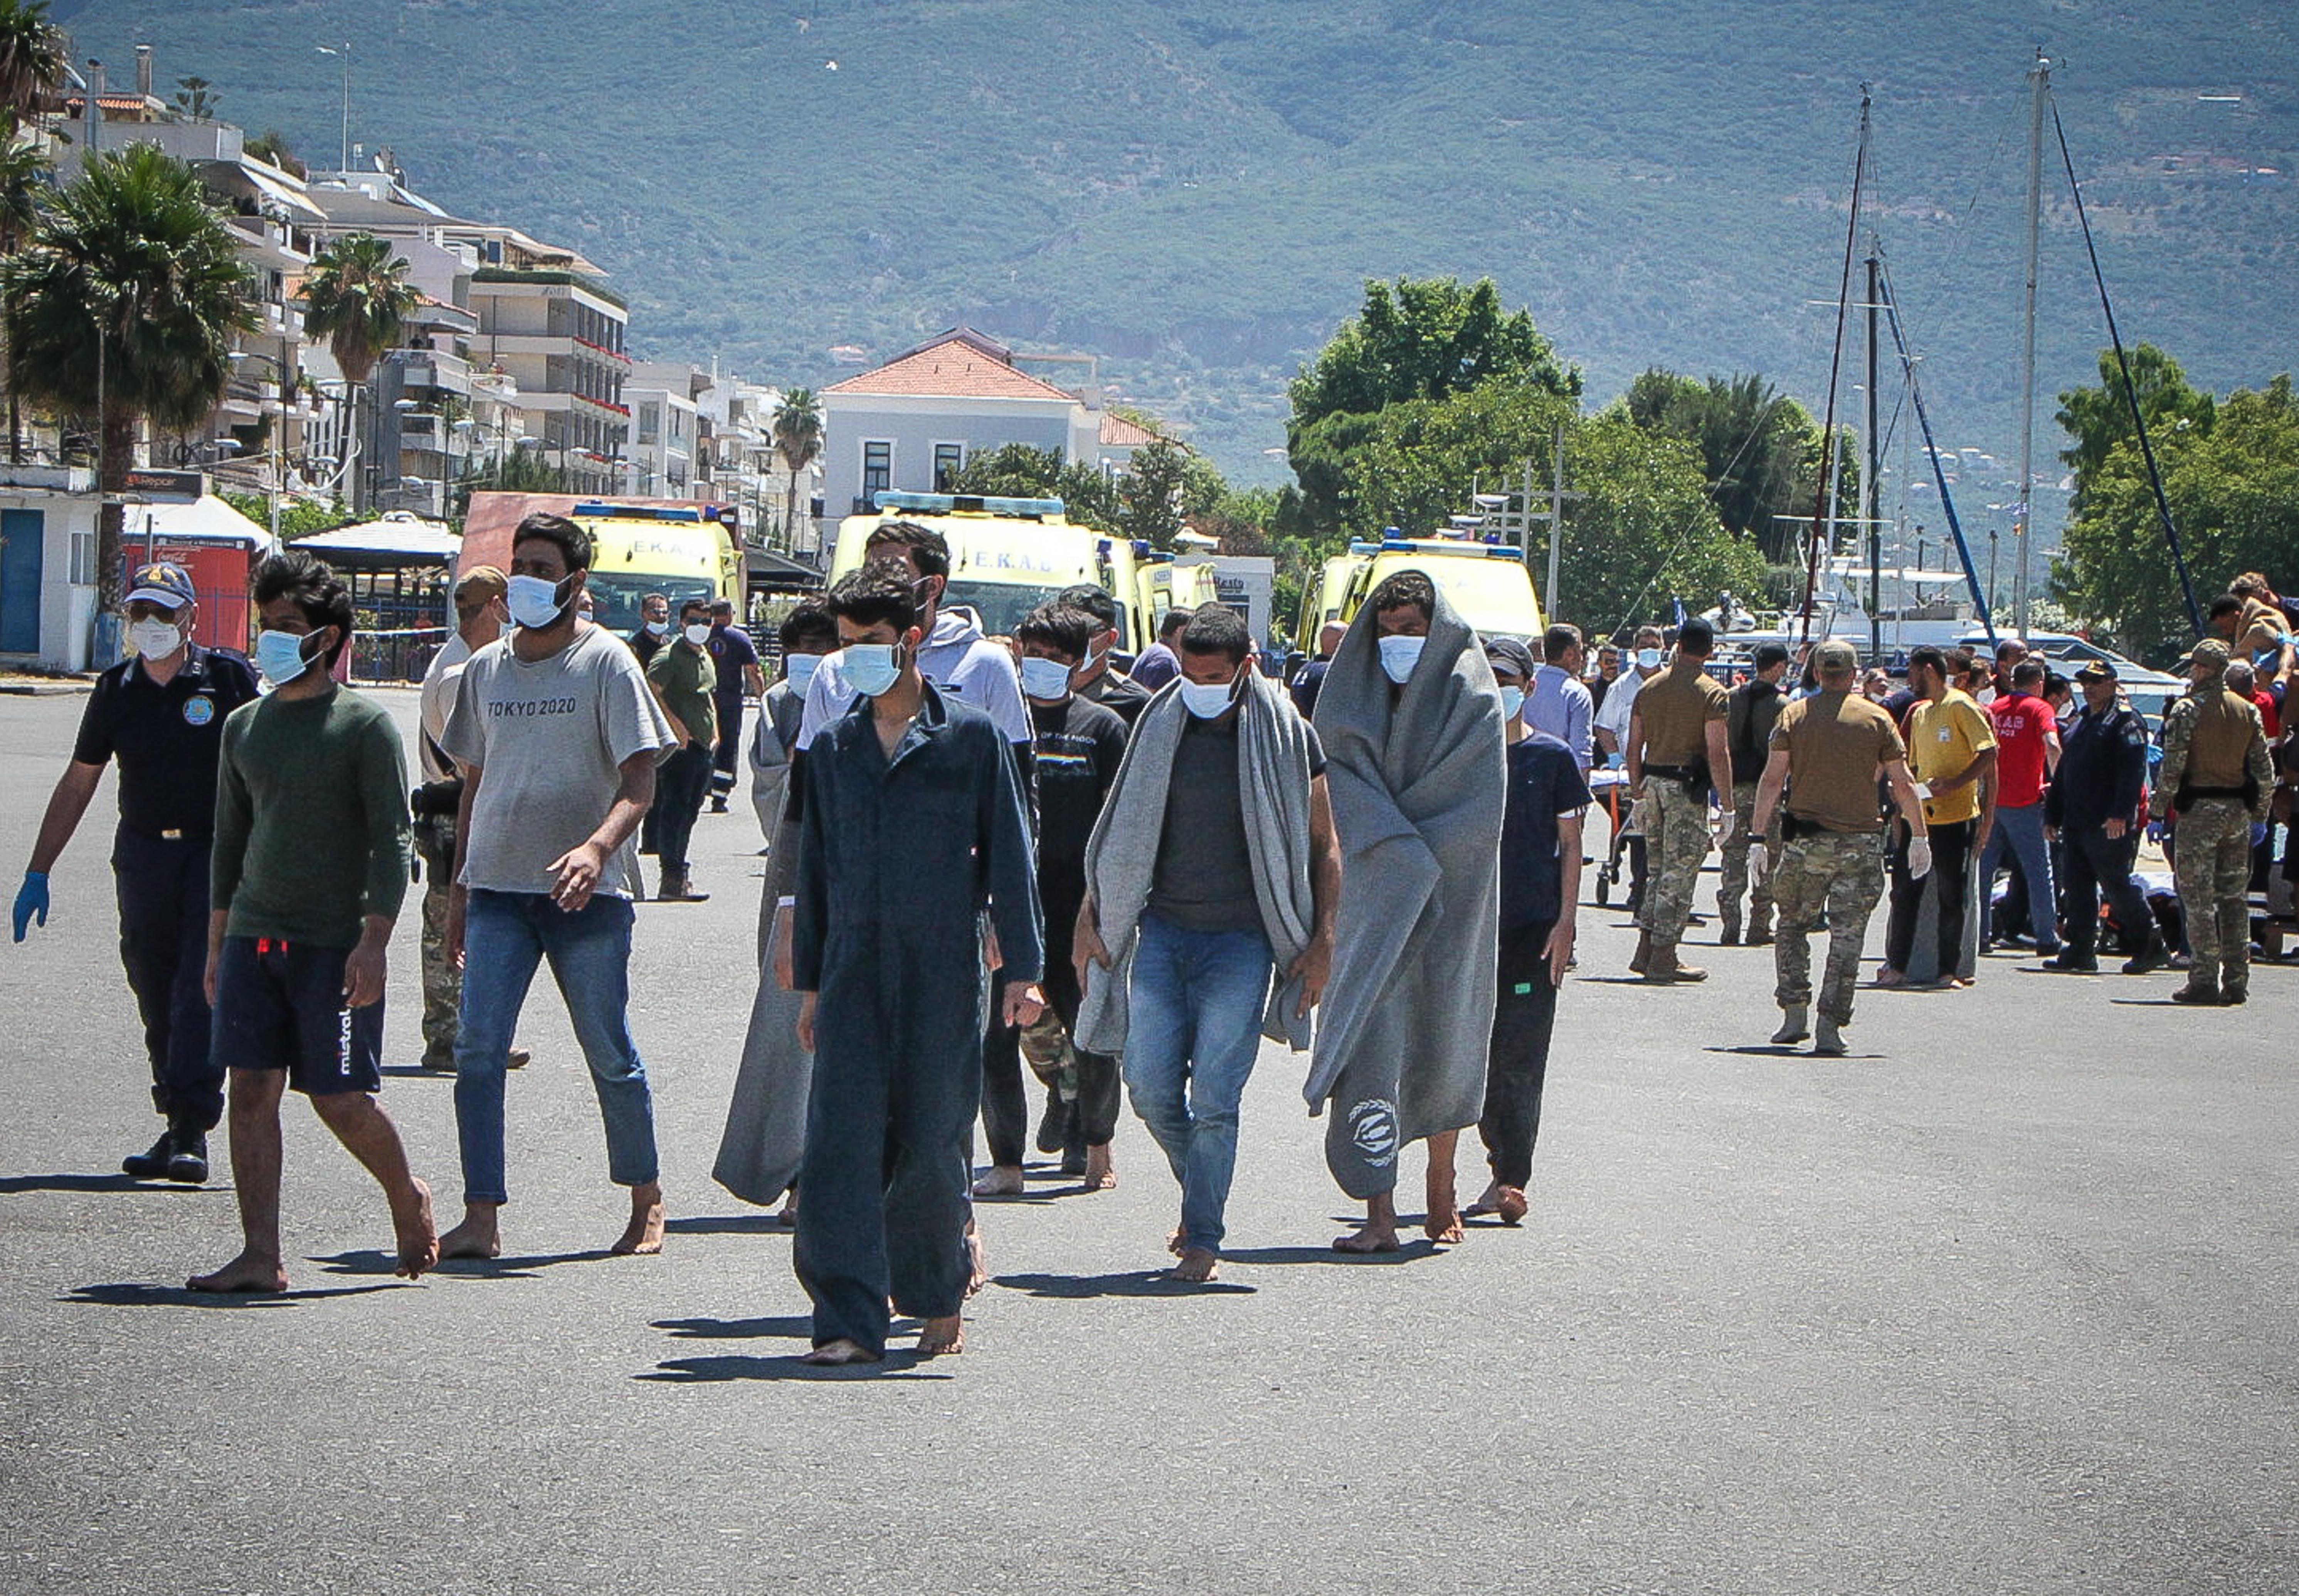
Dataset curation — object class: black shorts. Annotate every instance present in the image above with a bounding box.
[211,936,383,1097]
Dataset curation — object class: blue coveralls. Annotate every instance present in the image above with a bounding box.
[790,684,1043,1355]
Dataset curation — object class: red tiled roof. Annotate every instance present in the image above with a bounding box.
[825,334,1075,402]
[1099,412,1162,448]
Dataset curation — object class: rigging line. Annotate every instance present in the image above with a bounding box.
[2048,93,2203,639]
[1798,86,1872,646]
[1875,262,1996,643]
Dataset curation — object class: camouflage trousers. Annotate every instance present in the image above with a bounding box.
[1636,778,1713,944]
[2173,798,2254,988]
[1716,781,1776,934]
[414,819,461,1067]
[1770,827,1887,1024]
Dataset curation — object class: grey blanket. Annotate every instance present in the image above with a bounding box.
[712,777,811,1208]
[1073,668,1321,1055]
[1307,583,1504,1154]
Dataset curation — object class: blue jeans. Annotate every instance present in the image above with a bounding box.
[1121,914,1273,1254]
[1979,801,2060,954]
[453,889,658,1205]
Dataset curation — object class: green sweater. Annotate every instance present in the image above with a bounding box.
[211,684,411,946]
[647,641,717,749]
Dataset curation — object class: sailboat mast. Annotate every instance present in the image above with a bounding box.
[1865,241,1882,664]
[2013,49,2051,641]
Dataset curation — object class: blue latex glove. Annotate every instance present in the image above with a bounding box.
[2252,822,2270,849]
[12,872,48,941]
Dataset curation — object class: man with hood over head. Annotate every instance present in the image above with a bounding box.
[1311,571,1507,1253]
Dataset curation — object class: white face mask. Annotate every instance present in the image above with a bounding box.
[683,622,711,647]
[643,618,669,637]
[506,573,572,631]
[843,642,905,698]
[1377,634,1426,685]
[1178,676,1238,719]
[128,618,183,661]
[1019,655,1073,701]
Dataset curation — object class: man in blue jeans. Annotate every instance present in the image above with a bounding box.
[439,513,676,1260]
[1978,657,2064,957]
[1074,606,1340,1284]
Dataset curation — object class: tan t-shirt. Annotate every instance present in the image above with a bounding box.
[1770,689,1906,833]
[1905,689,1996,826]
[1635,664,1728,767]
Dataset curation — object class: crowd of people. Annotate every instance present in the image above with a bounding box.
[11,524,2294,1366]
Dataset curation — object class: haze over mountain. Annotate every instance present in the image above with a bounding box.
[55,0,2299,506]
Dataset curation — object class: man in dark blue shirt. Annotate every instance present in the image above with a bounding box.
[2043,661,2168,974]
[1469,637,1589,1226]
[13,561,260,1182]
[706,599,764,812]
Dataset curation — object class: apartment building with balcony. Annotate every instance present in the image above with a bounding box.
[623,362,705,500]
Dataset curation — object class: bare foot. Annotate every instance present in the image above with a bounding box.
[773,1190,798,1228]
[965,1220,987,1297]
[801,1338,880,1367]
[1875,967,1907,988]
[1332,1223,1401,1254]
[1078,1146,1116,1192]
[1166,1247,1219,1283]
[918,1315,965,1356]
[186,1251,288,1294]
[1494,1185,1529,1225]
[970,1166,1025,1198]
[1423,1208,1465,1245]
[392,1178,438,1279]
[1166,1226,1186,1258]
[437,1206,502,1261]
[612,1186,665,1256]
[1463,1180,1505,1218]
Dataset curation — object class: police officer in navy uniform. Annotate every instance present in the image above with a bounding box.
[12,561,261,1181]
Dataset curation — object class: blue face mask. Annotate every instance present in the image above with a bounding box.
[1178,676,1238,719]
[256,627,317,686]
[843,642,905,698]
[1019,655,1073,700]
[1498,685,1526,722]
[784,654,821,694]
[1635,647,1663,671]
[1377,633,1426,685]
[506,573,572,631]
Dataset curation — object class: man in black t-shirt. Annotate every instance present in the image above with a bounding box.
[13,561,260,1182]
[1055,582,1150,726]
[975,604,1131,1196]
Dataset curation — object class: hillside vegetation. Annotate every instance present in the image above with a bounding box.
[56,0,2299,488]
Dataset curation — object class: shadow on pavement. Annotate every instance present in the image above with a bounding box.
[664,1213,787,1235]
[993,1270,1254,1298]
[1217,1242,1445,1267]
[653,1314,814,1340]
[638,1352,952,1383]
[63,1280,407,1308]
[0,1173,214,1195]
[375,1066,456,1080]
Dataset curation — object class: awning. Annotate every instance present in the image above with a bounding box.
[294,512,459,560]
[239,163,328,222]
[131,496,268,549]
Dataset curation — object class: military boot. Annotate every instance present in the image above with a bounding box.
[2218,966,2249,1005]
[2119,933,2170,976]
[2170,975,2221,1005]
[1812,1016,1848,1057]
[1629,929,1652,975]
[165,1125,210,1184]
[121,1127,176,1180]
[1719,908,1742,946]
[1643,941,1708,983]
[1770,1006,1810,1045]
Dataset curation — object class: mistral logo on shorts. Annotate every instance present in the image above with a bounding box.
[336,1006,354,1068]
[487,697,579,718]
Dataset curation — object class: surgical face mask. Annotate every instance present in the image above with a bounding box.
[843,641,905,698]
[128,618,183,661]
[1636,647,1663,671]
[1377,634,1426,684]
[784,654,821,694]
[1178,676,1238,719]
[506,573,572,630]
[255,627,317,686]
[1498,685,1526,722]
[643,618,669,637]
[683,622,711,647]
[1019,655,1073,700]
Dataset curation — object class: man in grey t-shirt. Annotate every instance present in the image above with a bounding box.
[438,513,675,1262]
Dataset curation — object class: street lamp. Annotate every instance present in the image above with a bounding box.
[315,44,350,173]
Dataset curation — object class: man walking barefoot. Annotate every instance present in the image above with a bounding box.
[188,553,433,1291]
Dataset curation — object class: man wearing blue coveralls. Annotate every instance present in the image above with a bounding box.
[789,563,1045,1365]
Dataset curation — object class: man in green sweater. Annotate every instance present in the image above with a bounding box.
[187,551,434,1293]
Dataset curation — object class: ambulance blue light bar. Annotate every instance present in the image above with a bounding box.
[572,502,707,522]
[1346,538,1526,560]
[873,490,1065,519]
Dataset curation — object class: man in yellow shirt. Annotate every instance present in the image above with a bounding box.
[1880,646,1996,988]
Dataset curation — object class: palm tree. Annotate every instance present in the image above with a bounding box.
[0,136,49,460]
[2,144,253,608]
[771,386,821,549]
[301,232,422,510]
[0,0,66,129]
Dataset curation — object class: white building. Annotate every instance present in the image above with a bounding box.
[0,467,101,670]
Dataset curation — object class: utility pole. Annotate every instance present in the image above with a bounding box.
[2012,48,2050,642]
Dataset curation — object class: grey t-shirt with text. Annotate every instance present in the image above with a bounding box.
[442,623,674,899]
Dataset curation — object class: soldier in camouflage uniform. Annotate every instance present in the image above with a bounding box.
[1626,617,1734,982]
[1751,638,1932,1055]
[2151,638,2275,1005]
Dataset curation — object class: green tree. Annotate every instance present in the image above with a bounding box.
[1558,415,1768,637]
[946,442,1120,532]
[300,233,422,511]
[2053,372,2299,663]
[172,76,219,122]
[770,385,821,549]
[222,489,346,541]
[2054,343,2216,516]
[242,130,307,179]
[0,0,65,126]
[1117,436,1191,547]
[2,145,254,607]
[1620,368,1841,561]
[1305,373,1580,547]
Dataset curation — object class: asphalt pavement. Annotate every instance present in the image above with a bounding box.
[1,684,2292,1595]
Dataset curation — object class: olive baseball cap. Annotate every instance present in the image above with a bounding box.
[1812,638,1859,671]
